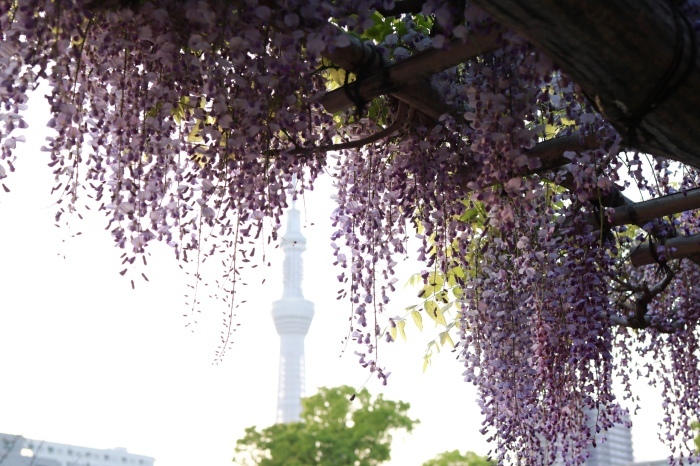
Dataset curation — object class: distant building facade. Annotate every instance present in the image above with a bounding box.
[0,433,154,466]
[584,416,634,466]
[0,433,60,466]
[550,409,634,466]
[629,460,672,466]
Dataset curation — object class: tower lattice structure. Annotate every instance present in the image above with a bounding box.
[271,204,315,423]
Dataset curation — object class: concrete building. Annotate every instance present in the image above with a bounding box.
[0,433,153,466]
[550,408,634,465]
[271,203,314,423]
[0,433,60,466]
[630,461,673,466]
[584,413,634,466]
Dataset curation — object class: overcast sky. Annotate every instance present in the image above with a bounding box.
[0,92,677,466]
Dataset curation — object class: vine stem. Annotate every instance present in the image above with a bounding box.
[287,102,408,156]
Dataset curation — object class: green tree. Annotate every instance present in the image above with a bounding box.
[233,386,417,466]
[422,450,495,466]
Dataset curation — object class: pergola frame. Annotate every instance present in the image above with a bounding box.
[308,1,700,270]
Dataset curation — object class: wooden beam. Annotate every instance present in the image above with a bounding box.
[237,5,454,120]
[610,188,700,227]
[377,0,425,16]
[472,0,700,168]
[630,234,700,266]
[321,31,501,114]
[613,189,700,268]
[392,83,455,120]
[530,135,598,173]
[317,27,464,119]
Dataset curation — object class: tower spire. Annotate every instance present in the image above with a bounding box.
[271,192,314,423]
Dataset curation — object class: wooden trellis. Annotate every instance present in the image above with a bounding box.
[317,23,700,268]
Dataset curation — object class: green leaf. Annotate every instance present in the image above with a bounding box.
[406,273,421,287]
[411,310,423,331]
[422,353,431,372]
[439,331,454,348]
[428,271,444,287]
[459,208,479,222]
[325,68,353,90]
[186,121,203,143]
[397,320,407,341]
[425,300,435,314]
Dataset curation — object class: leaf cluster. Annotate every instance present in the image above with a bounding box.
[421,449,495,466]
[233,385,417,466]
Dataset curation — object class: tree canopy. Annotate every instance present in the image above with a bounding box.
[2,0,700,463]
[232,385,416,465]
[421,450,494,466]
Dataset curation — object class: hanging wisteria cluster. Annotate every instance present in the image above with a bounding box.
[2,0,700,463]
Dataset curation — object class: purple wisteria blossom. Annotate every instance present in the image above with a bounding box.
[1,0,700,464]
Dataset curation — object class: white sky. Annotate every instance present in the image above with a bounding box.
[0,92,678,466]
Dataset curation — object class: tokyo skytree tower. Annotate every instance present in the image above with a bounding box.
[271,202,315,423]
